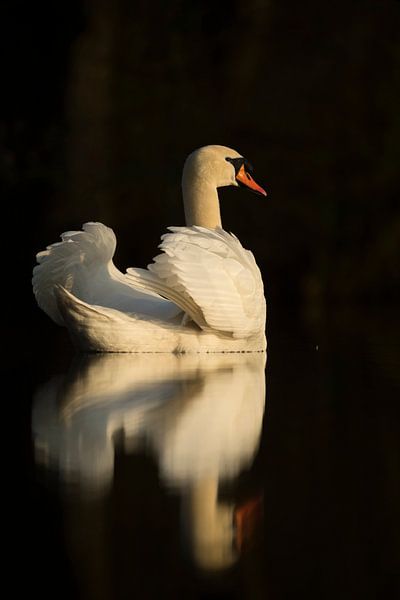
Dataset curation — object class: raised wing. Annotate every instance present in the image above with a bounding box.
[33,222,181,325]
[33,222,117,325]
[127,227,266,339]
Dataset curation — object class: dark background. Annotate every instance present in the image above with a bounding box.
[1,2,400,598]
[2,0,399,334]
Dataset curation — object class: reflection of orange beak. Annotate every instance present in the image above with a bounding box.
[234,494,264,552]
[236,164,267,196]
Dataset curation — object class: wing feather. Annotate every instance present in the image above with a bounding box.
[33,222,116,325]
[127,226,265,339]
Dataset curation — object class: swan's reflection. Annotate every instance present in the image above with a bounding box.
[33,353,266,571]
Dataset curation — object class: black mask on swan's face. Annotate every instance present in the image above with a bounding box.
[225,156,267,196]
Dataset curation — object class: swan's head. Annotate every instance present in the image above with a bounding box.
[183,145,267,197]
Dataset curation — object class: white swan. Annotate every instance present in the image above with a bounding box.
[33,145,267,352]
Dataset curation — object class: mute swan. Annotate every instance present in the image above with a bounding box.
[33,145,267,353]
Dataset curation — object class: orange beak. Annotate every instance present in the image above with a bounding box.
[236,164,267,197]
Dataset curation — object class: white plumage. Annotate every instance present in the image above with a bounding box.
[33,222,180,326]
[127,226,265,339]
[32,145,267,352]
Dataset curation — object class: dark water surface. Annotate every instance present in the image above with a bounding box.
[23,308,399,599]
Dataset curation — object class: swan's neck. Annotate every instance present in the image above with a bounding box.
[183,178,222,229]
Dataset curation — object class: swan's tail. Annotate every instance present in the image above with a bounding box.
[32,222,116,325]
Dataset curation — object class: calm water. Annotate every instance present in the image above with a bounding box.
[25,308,399,599]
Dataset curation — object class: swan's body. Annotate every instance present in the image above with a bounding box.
[33,145,267,353]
